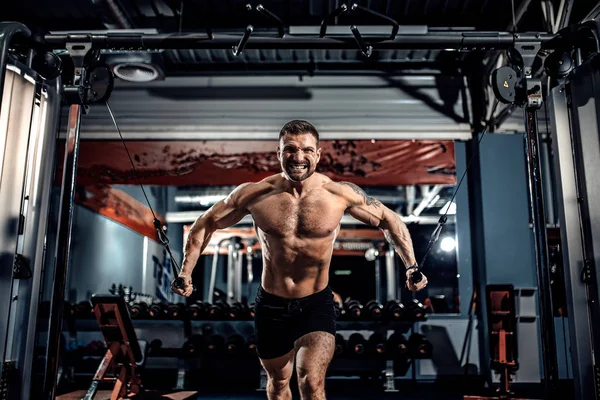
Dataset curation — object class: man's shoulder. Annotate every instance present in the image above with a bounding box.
[229,176,278,204]
[236,174,279,190]
[323,180,370,206]
[322,179,353,200]
[323,179,360,194]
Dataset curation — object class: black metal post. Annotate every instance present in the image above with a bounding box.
[464,53,492,388]
[563,55,600,399]
[42,103,83,400]
[42,40,90,399]
[523,109,559,396]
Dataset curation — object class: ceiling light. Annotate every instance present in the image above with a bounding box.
[440,237,456,252]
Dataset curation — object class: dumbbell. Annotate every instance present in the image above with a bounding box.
[408,333,432,358]
[238,302,255,320]
[334,334,346,357]
[246,335,258,355]
[166,303,186,319]
[347,333,366,357]
[384,299,405,321]
[109,283,118,295]
[205,334,225,355]
[344,300,363,320]
[367,332,386,357]
[364,300,383,320]
[227,302,246,320]
[207,301,228,320]
[386,332,409,359]
[247,303,256,319]
[406,299,427,321]
[182,334,204,358]
[129,302,148,319]
[148,303,166,319]
[225,334,245,355]
[187,301,208,320]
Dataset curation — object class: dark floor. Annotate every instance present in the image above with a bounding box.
[54,376,573,400]
[56,382,572,400]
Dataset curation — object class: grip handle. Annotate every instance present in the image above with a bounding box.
[409,270,423,285]
[172,277,196,293]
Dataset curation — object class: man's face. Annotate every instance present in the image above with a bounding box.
[277,133,321,182]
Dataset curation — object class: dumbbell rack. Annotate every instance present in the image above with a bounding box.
[42,299,431,394]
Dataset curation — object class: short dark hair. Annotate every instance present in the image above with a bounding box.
[279,120,319,145]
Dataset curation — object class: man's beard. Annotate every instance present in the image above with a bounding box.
[283,161,313,181]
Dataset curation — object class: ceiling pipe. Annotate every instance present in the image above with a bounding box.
[102,0,134,29]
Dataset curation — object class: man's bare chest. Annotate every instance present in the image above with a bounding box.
[249,192,343,238]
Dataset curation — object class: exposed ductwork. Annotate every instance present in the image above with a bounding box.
[101,0,134,29]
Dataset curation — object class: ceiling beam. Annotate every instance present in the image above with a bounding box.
[42,30,556,51]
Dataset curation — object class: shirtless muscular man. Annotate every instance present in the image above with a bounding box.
[172,120,428,400]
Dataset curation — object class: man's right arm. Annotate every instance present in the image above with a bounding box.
[173,183,254,296]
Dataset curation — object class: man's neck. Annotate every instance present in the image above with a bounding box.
[282,173,317,196]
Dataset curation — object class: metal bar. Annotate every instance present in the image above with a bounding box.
[558,0,574,29]
[59,128,473,141]
[255,4,285,38]
[510,0,534,30]
[385,248,397,301]
[374,253,381,302]
[411,184,445,217]
[163,62,463,75]
[234,248,243,302]
[40,31,555,51]
[227,242,235,303]
[523,108,558,394]
[548,81,596,400]
[319,5,349,38]
[207,239,232,303]
[350,3,399,40]
[0,23,31,119]
[246,246,254,302]
[465,58,492,385]
[540,131,556,225]
[566,57,600,398]
[43,103,84,400]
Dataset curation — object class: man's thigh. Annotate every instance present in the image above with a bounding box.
[294,331,335,377]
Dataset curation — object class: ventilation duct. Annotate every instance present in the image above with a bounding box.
[113,63,161,82]
[104,52,166,82]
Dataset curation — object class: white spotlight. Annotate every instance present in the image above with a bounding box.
[440,237,456,252]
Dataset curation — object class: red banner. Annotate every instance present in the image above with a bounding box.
[75,184,165,241]
[59,139,455,239]
[57,139,456,187]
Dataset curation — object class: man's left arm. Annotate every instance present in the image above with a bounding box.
[338,181,428,292]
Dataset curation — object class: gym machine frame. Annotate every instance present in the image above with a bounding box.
[0,10,598,399]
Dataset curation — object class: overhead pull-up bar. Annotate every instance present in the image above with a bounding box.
[38,30,553,51]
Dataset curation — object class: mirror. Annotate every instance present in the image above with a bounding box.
[62,138,459,313]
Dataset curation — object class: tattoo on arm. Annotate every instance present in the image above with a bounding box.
[340,182,382,207]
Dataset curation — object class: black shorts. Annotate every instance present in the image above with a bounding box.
[253,285,337,360]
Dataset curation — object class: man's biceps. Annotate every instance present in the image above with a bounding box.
[348,206,375,223]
